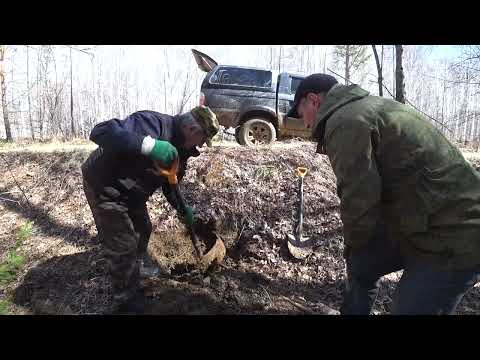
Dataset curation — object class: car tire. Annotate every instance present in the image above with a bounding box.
[238,119,277,147]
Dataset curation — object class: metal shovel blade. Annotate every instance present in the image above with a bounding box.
[287,167,313,260]
[287,234,313,260]
[199,236,226,270]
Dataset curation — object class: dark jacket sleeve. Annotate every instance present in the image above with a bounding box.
[325,116,381,250]
[89,118,144,154]
[89,111,164,154]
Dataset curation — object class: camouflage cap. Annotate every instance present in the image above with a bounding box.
[190,105,219,147]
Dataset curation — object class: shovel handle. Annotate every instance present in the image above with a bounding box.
[152,159,205,260]
[189,228,204,259]
[296,167,308,178]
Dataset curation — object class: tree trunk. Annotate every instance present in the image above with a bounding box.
[37,49,43,139]
[392,46,396,96]
[163,72,167,113]
[269,47,273,69]
[344,45,350,84]
[26,46,34,140]
[395,45,406,103]
[70,47,75,138]
[0,46,13,141]
[278,46,282,72]
[10,48,16,136]
[463,69,470,145]
[371,45,383,96]
[441,66,447,132]
[91,57,96,126]
[323,48,327,73]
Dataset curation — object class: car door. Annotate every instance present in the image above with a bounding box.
[276,73,294,118]
[277,74,309,136]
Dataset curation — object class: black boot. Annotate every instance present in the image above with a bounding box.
[111,264,146,314]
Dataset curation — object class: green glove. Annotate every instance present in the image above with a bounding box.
[149,140,178,167]
[179,206,194,227]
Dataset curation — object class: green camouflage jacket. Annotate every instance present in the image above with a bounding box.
[314,84,480,269]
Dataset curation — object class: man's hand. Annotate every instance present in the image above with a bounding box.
[179,206,195,227]
[149,139,178,167]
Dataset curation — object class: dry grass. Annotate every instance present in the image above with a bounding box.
[0,139,96,153]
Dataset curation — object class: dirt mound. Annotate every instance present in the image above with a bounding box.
[148,142,343,271]
[1,141,480,315]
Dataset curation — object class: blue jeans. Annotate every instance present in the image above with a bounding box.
[340,225,480,315]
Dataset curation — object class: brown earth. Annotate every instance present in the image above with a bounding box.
[1,140,479,315]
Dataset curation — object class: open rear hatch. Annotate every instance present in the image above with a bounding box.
[191,49,218,72]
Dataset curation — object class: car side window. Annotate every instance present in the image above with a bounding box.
[290,77,303,94]
[221,71,232,84]
[210,67,272,88]
[210,70,222,84]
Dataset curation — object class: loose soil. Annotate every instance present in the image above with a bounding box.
[1,140,479,315]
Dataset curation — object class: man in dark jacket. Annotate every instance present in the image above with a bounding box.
[288,74,480,314]
[81,106,219,310]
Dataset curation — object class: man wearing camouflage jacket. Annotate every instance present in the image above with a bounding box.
[288,74,480,314]
[81,106,219,311]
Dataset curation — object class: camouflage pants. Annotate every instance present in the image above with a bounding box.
[83,179,152,296]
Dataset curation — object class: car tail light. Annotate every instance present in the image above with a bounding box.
[199,92,206,106]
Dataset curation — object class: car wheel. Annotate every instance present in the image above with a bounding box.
[238,119,277,146]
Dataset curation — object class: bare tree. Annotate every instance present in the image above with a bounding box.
[0,45,13,141]
[333,45,371,84]
[395,45,406,103]
[26,46,34,139]
[323,48,327,73]
[278,46,283,72]
[270,47,274,69]
[163,47,169,113]
[371,45,384,96]
[5,45,479,144]
[37,46,69,139]
[69,47,75,137]
[177,71,196,114]
[36,48,44,139]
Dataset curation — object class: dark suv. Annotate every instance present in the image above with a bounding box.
[192,49,309,146]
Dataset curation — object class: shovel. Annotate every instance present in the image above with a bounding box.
[287,167,314,260]
[152,159,226,270]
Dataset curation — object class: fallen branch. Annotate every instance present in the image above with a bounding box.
[259,285,274,307]
[236,222,246,242]
[279,295,339,315]
[0,196,20,204]
[0,190,20,195]
[280,295,314,314]
[313,301,341,315]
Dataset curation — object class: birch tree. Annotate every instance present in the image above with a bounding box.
[0,45,13,141]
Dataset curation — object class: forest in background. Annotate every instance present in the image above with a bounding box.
[1,45,479,147]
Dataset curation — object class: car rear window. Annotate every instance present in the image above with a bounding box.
[210,67,272,88]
